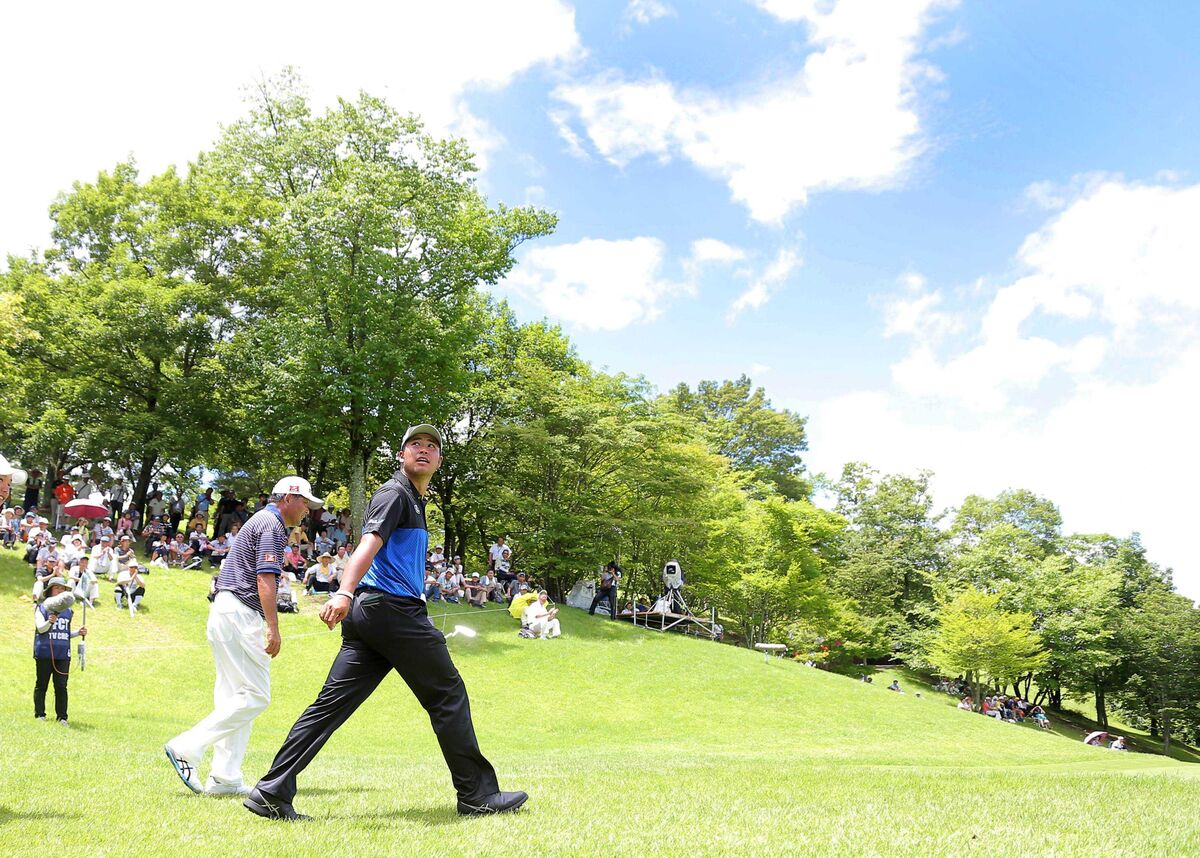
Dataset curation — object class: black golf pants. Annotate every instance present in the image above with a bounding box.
[256,591,499,804]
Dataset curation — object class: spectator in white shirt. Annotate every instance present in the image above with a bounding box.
[304,552,335,595]
[90,535,117,580]
[487,536,508,571]
[208,533,231,567]
[522,591,561,639]
[70,553,100,605]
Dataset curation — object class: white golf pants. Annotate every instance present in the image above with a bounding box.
[168,591,271,786]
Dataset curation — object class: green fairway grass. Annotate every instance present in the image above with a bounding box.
[2,549,1198,856]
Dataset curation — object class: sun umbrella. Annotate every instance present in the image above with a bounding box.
[64,493,110,520]
[1084,730,1108,745]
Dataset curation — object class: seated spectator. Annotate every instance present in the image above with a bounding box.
[887,680,903,693]
[429,544,446,569]
[142,516,166,555]
[115,511,134,539]
[1109,736,1127,751]
[277,571,298,613]
[313,529,334,558]
[227,521,242,551]
[91,535,117,580]
[61,535,87,568]
[168,532,193,567]
[425,568,441,602]
[521,591,561,639]
[1,508,16,548]
[329,523,348,547]
[304,553,335,596]
[437,565,464,603]
[465,572,487,607]
[115,561,146,613]
[495,548,513,588]
[506,571,529,603]
[957,696,975,712]
[69,554,100,606]
[283,544,306,580]
[477,570,501,604]
[208,533,231,567]
[1030,705,1050,730]
[508,590,538,620]
[332,544,350,580]
[1084,732,1108,747]
[288,526,312,559]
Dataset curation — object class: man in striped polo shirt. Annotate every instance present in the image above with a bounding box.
[245,425,526,821]
[165,477,323,796]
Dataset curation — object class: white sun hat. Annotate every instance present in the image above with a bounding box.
[270,476,324,509]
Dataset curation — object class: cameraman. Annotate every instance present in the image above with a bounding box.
[588,561,622,619]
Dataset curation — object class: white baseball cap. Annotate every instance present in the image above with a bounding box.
[270,476,324,509]
[0,454,28,485]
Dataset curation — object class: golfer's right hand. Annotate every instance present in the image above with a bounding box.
[264,626,281,658]
[320,598,349,630]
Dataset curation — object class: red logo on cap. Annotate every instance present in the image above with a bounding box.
[289,484,300,492]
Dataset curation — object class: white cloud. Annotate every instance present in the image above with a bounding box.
[554,0,954,222]
[727,248,800,322]
[0,0,581,259]
[750,363,772,376]
[882,272,962,342]
[689,238,747,265]
[625,0,675,26]
[503,237,691,330]
[807,177,1200,596]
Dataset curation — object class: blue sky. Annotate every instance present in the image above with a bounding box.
[3,1,1198,594]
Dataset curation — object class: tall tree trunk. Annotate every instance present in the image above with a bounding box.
[131,448,158,520]
[348,447,367,545]
[1093,677,1108,728]
[1163,714,1172,755]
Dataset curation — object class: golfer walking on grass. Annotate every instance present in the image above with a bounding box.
[165,478,323,796]
[244,425,526,821]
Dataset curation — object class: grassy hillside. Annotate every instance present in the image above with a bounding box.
[1,549,1198,856]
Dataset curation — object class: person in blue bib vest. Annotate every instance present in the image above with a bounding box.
[34,577,87,725]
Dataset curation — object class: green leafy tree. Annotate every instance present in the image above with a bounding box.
[209,74,556,530]
[663,375,810,499]
[1111,589,1200,753]
[926,586,1048,705]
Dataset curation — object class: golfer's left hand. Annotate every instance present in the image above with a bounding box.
[264,627,281,658]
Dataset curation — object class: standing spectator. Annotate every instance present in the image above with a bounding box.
[588,562,622,619]
[233,500,250,528]
[166,477,321,797]
[146,489,166,522]
[254,493,269,513]
[108,477,129,518]
[329,521,348,548]
[33,577,86,724]
[227,521,242,552]
[23,468,43,513]
[52,476,75,529]
[169,492,185,536]
[211,490,233,537]
[487,536,508,572]
[194,487,214,522]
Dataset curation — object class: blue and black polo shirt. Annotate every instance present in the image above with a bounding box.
[358,470,429,600]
